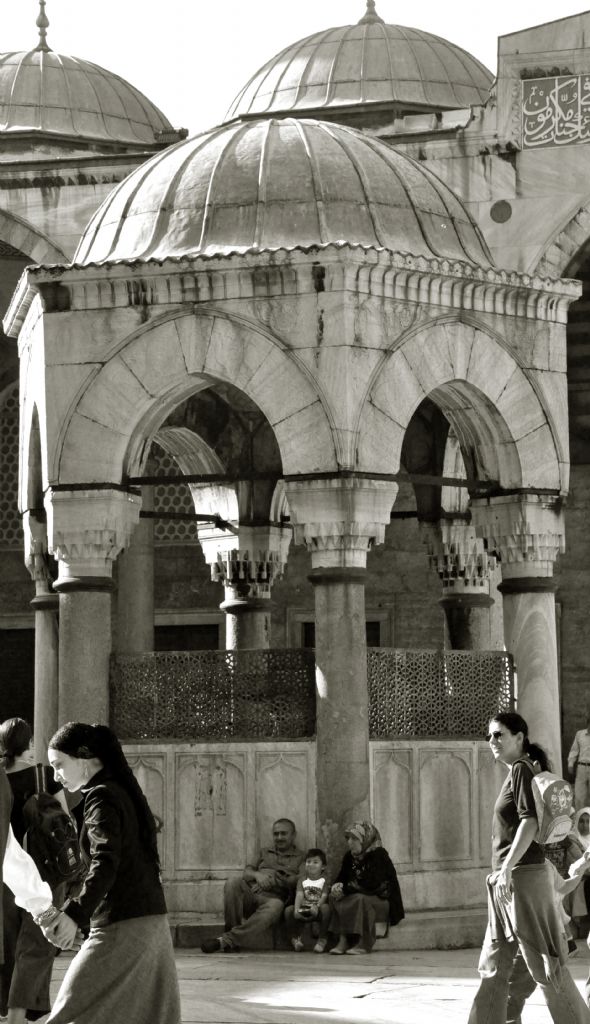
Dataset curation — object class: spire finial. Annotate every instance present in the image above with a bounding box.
[358,0,385,24]
[35,0,51,52]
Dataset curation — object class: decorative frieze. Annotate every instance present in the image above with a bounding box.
[200,524,292,598]
[423,519,496,592]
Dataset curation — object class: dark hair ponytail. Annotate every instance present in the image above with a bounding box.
[49,722,159,865]
[491,711,552,771]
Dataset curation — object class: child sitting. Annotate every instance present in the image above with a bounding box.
[284,848,330,953]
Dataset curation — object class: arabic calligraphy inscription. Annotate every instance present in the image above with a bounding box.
[522,75,590,149]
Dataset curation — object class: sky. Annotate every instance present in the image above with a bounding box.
[5,0,590,136]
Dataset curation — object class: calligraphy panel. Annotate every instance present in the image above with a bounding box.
[522,75,590,149]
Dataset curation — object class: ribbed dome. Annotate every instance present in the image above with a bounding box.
[226,4,492,122]
[0,49,172,146]
[75,118,493,267]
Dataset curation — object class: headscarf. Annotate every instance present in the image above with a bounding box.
[344,821,382,859]
[573,807,590,850]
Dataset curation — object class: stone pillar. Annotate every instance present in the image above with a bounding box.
[23,512,59,761]
[201,525,291,650]
[45,489,141,725]
[116,486,155,654]
[423,519,496,651]
[472,495,564,767]
[285,477,398,866]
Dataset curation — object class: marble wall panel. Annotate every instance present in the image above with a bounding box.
[372,747,412,866]
[418,748,472,863]
[175,751,248,872]
[126,751,167,868]
[255,749,314,856]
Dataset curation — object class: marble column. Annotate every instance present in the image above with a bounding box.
[23,512,59,760]
[424,519,496,651]
[472,495,564,768]
[285,477,398,867]
[45,489,141,725]
[116,486,155,654]
[202,525,291,650]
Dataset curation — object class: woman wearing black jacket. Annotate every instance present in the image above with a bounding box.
[329,820,404,954]
[42,722,180,1024]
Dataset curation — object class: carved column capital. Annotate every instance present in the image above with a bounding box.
[200,524,292,599]
[23,510,52,586]
[471,495,565,578]
[422,518,496,595]
[45,488,141,587]
[283,477,398,569]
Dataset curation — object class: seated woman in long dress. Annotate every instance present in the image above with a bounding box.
[328,821,404,955]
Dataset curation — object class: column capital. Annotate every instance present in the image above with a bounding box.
[471,494,564,578]
[200,524,292,599]
[45,488,141,586]
[422,518,495,597]
[283,477,397,569]
[22,510,51,585]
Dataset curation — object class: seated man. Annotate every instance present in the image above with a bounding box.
[201,818,304,952]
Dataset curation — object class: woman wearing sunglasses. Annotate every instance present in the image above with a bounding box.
[469,711,590,1024]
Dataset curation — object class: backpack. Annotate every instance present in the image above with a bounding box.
[514,757,574,845]
[22,765,84,887]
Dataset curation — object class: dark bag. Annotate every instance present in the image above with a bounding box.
[22,764,83,887]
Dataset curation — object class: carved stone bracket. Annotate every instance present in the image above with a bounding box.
[470,495,565,578]
[422,519,496,594]
[200,524,292,599]
[45,488,141,585]
[284,477,398,569]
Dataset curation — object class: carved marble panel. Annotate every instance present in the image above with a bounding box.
[175,751,247,871]
[372,747,412,866]
[255,749,313,854]
[418,748,472,863]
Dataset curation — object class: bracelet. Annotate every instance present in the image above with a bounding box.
[34,905,60,927]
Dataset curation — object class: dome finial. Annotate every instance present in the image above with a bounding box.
[35,0,52,52]
[358,0,385,24]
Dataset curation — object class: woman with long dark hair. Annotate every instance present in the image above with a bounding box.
[41,722,180,1024]
[469,711,590,1024]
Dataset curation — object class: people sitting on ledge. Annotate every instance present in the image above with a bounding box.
[328,820,404,955]
[201,818,304,953]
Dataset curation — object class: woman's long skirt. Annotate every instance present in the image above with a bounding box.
[46,914,181,1024]
[0,884,56,1020]
[329,893,389,951]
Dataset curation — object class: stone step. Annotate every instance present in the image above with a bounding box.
[170,907,487,951]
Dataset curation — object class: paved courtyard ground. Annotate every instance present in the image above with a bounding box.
[48,943,590,1023]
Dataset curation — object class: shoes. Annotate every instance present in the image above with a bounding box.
[345,946,369,955]
[291,937,305,952]
[329,945,347,955]
[568,939,578,958]
[201,937,223,954]
[313,939,328,953]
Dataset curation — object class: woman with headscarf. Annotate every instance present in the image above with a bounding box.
[328,821,404,955]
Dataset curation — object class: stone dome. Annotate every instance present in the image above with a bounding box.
[0,49,172,146]
[75,117,493,267]
[226,2,493,123]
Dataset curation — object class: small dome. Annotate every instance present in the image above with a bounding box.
[0,49,172,146]
[226,3,492,122]
[75,118,492,267]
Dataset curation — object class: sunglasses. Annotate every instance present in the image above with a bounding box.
[486,730,504,742]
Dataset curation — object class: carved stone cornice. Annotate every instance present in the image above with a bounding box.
[422,519,496,594]
[284,477,398,570]
[45,488,141,584]
[470,494,565,577]
[6,243,581,341]
[200,524,292,599]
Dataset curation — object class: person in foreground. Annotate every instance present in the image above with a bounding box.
[329,821,404,955]
[202,818,304,953]
[42,722,181,1024]
[468,711,590,1024]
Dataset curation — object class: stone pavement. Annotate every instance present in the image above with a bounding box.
[49,943,590,1023]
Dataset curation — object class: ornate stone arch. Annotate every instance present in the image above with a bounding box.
[534,200,590,279]
[356,318,565,492]
[49,308,338,486]
[0,207,67,264]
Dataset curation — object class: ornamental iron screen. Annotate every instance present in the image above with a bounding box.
[111,649,316,740]
[111,648,513,741]
[368,648,514,738]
